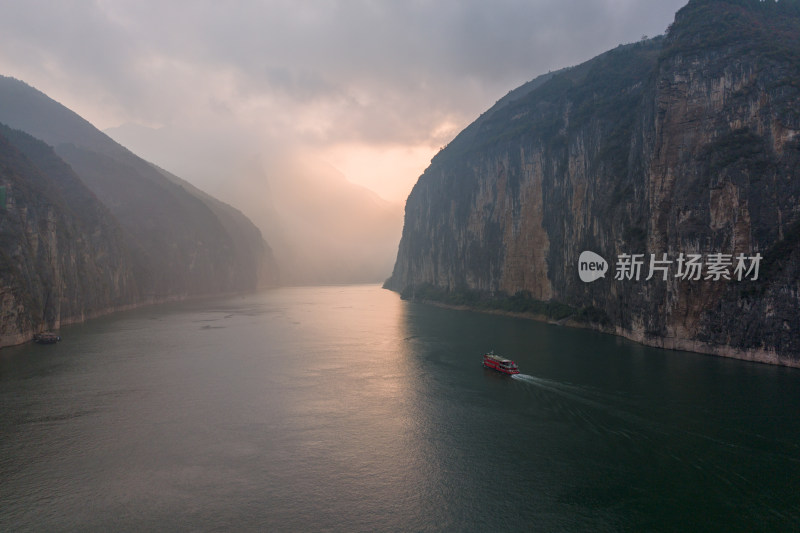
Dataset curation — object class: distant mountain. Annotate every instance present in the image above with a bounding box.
[105,123,404,285]
[387,0,800,366]
[0,76,278,346]
[229,154,403,285]
[0,75,277,293]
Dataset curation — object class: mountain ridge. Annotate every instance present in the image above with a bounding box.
[0,77,278,346]
[0,75,277,296]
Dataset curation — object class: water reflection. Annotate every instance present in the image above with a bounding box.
[0,286,799,531]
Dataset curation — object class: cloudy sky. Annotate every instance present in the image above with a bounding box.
[0,0,687,202]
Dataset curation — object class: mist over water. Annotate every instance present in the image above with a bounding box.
[1,285,798,531]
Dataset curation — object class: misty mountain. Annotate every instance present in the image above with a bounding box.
[387,0,800,365]
[227,154,403,285]
[0,76,279,346]
[0,75,278,297]
[106,123,404,285]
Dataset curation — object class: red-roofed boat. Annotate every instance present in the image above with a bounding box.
[482,351,519,375]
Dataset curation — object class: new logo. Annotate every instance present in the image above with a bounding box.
[578,251,608,283]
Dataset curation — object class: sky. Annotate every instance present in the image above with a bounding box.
[0,0,688,204]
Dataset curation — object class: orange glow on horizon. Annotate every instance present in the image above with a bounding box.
[321,143,438,203]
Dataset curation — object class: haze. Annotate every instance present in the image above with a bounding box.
[0,0,687,283]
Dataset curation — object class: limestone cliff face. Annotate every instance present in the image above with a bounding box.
[0,78,279,347]
[387,0,800,365]
[0,128,139,346]
[0,76,278,302]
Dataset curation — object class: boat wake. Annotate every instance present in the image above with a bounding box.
[510,372,651,432]
[512,373,610,399]
[512,373,586,397]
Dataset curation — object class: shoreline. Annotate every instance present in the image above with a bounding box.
[0,285,277,351]
[410,298,800,369]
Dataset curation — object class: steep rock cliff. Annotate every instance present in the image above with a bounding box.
[387,0,800,366]
[0,126,140,345]
[0,76,278,299]
[0,77,280,347]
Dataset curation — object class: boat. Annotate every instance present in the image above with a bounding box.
[33,332,61,344]
[482,351,519,375]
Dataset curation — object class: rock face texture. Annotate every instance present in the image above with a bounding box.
[386,0,800,366]
[0,79,278,346]
[0,127,140,346]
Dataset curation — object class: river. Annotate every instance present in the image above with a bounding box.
[1,285,798,531]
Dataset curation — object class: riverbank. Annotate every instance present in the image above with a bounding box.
[406,296,800,369]
[0,287,274,350]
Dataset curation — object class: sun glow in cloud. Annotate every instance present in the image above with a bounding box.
[320,143,438,203]
[0,0,687,201]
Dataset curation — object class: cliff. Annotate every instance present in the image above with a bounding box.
[0,78,279,347]
[387,0,800,366]
[0,76,278,299]
[0,126,140,346]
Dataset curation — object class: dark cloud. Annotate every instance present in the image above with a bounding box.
[0,0,688,199]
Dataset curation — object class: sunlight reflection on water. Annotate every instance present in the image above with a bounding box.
[1,285,799,531]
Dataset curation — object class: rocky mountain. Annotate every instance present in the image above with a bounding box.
[386,0,800,366]
[0,77,278,346]
[0,125,140,346]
